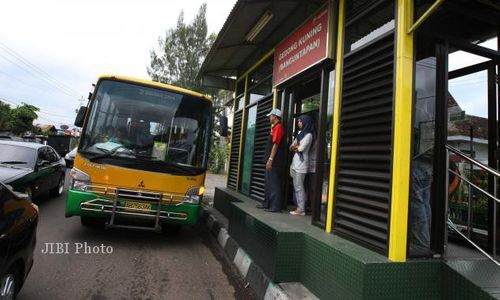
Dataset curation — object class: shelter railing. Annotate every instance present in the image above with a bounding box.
[445,144,499,267]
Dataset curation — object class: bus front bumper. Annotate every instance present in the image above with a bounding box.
[65,189,200,226]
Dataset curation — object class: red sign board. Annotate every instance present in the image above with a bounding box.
[273,8,330,86]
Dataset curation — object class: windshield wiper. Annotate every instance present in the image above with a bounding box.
[89,145,131,162]
[163,161,200,175]
[0,161,27,165]
[134,153,159,161]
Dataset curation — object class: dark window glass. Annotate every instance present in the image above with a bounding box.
[345,0,378,21]
[248,57,273,104]
[46,148,59,163]
[409,54,436,258]
[236,79,245,96]
[248,79,273,104]
[235,80,245,111]
[38,148,50,164]
[80,80,212,172]
[0,144,36,168]
[235,95,245,111]
[248,58,273,88]
[240,105,257,194]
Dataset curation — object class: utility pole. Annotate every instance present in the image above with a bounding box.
[77,96,85,108]
[75,96,85,114]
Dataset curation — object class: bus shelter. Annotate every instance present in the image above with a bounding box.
[199,1,500,298]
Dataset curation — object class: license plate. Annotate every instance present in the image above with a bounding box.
[125,201,151,211]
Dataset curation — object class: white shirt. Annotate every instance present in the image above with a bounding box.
[290,132,313,173]
[308,138,318,173]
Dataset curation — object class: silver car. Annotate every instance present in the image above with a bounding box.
[64,147,77,168]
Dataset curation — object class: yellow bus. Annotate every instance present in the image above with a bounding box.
[65,75,212,233]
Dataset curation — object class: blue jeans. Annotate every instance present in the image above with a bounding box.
[409,158,433,256]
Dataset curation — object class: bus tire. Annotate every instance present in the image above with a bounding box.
[80,216,105,229]
[161,224,181,236]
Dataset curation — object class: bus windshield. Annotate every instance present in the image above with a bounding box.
[79,80,211,173]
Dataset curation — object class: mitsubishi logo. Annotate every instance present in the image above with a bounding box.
[138,181,145,188]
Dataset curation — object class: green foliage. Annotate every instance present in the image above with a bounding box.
[302,98,320,113]
[0,101,11,130]
[148,3,215,93]
[208,139,227,174]
[149,3,230,172]
[0,101,39,134]
[449,168,489,229]
[9,103,39,135]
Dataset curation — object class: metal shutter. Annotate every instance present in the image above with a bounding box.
[250,96,273,201]
[228,110,243,190]
[333,33,395,253]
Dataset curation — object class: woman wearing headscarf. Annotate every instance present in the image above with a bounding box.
[289,114,315,216]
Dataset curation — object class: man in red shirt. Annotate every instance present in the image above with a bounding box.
[256,108,285,212]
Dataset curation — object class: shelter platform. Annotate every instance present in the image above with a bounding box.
[214,187,499,299]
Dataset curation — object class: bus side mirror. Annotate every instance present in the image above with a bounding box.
[74,106,87,127]
[219,116,228,137]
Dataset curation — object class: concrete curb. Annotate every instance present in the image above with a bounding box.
[200,207,290,300]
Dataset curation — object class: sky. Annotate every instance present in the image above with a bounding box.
[448,38,497,119]
[0,2,497,127]
[0,0,236,127]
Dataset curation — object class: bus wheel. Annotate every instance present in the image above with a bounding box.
[161,224,181,236]
[80,217,105,229]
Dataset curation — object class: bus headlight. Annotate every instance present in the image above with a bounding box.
[184,186,205,204]
[70,168,91,191]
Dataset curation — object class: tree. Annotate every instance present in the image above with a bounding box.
[9,103,39,135]
[0,101,11,131]
[148,3,216,93]
[148,3,230,174]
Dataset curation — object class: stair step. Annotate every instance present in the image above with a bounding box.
[279,282,319,300]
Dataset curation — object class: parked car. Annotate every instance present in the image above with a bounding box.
[0,181,38,299]
[21,136,43,144]
[0,141,66,201]
[0,136,22,142]
[64,147,77,168]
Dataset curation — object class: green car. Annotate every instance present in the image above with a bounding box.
[0,141,66,201]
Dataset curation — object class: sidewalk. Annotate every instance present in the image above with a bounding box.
[200,175,320,299]
[204,172,227,204]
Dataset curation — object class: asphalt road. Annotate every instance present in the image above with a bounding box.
[17,173,254,300]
